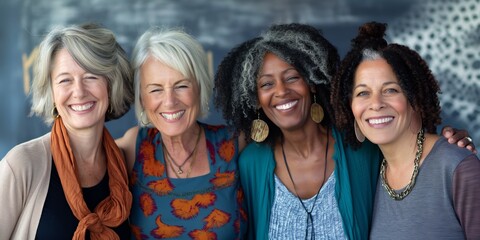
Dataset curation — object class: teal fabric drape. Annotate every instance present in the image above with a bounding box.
[238,127,381,240]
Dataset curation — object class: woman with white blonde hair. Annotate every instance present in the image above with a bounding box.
[116,27,247,239]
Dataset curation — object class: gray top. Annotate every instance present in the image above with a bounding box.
[370,137,480,239]
[268,172,347,240]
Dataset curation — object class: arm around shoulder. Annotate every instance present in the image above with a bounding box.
[116,126,139,175]
[452,154,480,239]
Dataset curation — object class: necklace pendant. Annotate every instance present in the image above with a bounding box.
[177,168,184,174]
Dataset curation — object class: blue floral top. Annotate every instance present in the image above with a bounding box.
[129,123,246,239]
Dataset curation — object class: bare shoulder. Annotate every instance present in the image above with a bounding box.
[116,127,139,149]
[115,126,139,174]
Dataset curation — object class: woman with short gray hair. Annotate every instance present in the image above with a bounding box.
[116,27,247,239]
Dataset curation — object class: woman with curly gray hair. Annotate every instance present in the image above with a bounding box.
[215,23,475,240]
[0,23,133,239]
[215,23,380,240]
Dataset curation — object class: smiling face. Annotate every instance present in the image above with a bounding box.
[351,58,418,145]
[256,52,312,132]
[140,56,200,137]
[51,48,109,132]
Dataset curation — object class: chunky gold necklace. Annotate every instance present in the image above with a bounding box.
[380,128,425,200]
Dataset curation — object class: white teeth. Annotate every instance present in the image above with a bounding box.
[276,100,298,110]
[368,117,393,125]
[71,103,94,111]
[161,111,184,120]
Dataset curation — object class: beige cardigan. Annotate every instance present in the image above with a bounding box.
[0,133,52,240]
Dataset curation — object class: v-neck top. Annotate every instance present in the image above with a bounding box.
[268,172,347,239]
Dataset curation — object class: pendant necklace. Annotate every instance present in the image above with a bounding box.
[162,126,202,175]
[281,128,329,240]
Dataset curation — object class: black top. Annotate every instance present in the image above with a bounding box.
[36,159,130,239]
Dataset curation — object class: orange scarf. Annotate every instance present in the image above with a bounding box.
[50,117,132,240]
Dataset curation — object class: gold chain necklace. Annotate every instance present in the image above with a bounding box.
[162,126,202,176]
[380,128,425,200]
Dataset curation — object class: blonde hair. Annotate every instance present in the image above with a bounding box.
[31,23,134,125]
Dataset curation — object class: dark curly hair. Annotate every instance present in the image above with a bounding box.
[214,23,339,145]
[330,21,442,147]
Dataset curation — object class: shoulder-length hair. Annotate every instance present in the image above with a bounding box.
[31,23,134,125]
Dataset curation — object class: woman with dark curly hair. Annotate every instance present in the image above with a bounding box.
[331,21,480,239]
[215,23,381,240]
[215,23,475,240]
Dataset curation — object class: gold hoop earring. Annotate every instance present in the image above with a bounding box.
[251,110,269,142]
[51,105,59,118]
[310,94,324,123]
[140,111,150,126]
[354,121,365,142]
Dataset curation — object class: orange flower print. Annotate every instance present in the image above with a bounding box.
[189,229,217,240]
[147,178,174,195]
[210,170,235,188]
[204,209,231,229]
[171,193,216,219]
[140,141,165,177]
[130,224,147,240]
[147,128,159,140]
[171,198,200,219]
[236,188,244,205]
[239,207,248,221]
[218,139,235,162]
[193,192,217,208]
[139,193,157,216]
[151,215,184,239]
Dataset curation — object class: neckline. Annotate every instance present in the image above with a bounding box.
[274,172,334,201]
[158,123,212,179]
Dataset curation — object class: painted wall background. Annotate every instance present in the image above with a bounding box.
[0,0,478,158]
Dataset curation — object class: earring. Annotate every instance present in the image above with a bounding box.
[310,94,324,123]
[140,111,150,126]
[51,105,59,118]
[354,121,365,142]
[251,110,269,142]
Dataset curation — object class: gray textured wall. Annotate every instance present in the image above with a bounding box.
[1,0,478,158]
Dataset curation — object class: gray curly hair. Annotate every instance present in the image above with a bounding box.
[215,23,339,144]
